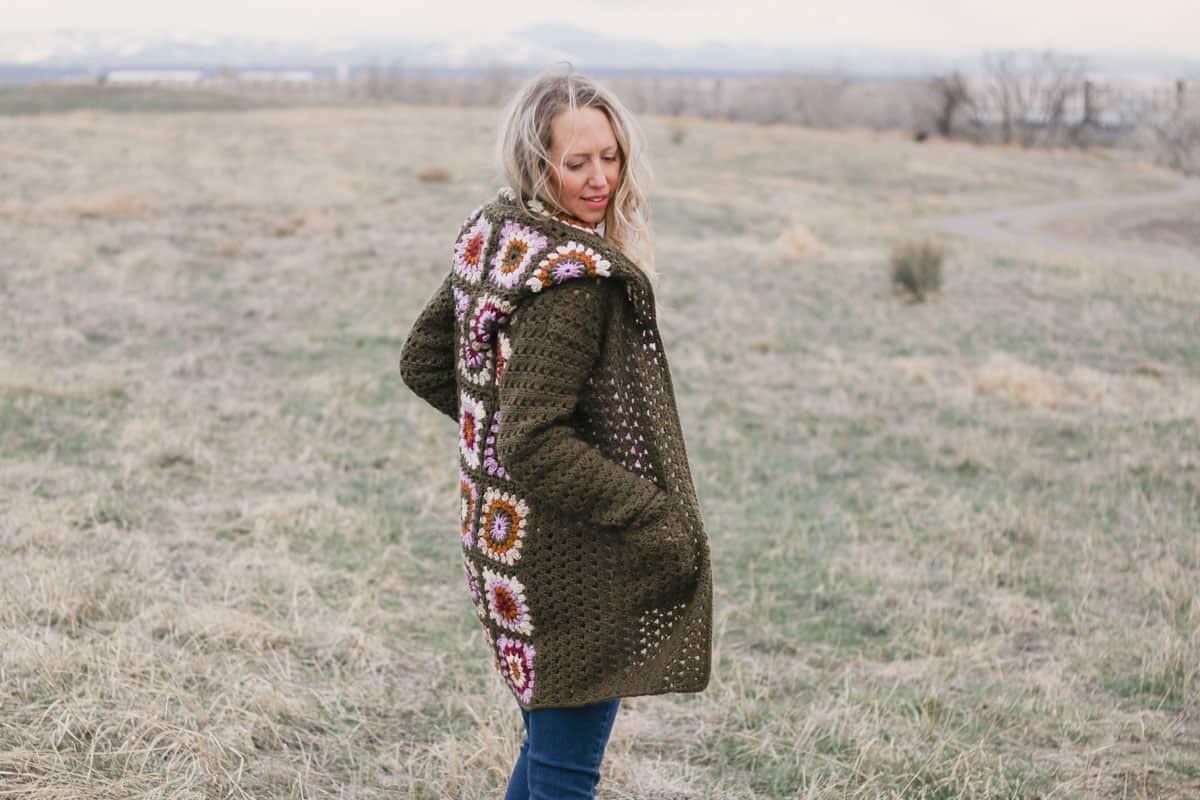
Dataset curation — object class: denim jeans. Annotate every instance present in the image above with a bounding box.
[503,697,622,800]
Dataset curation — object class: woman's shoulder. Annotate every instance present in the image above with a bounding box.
[450,190,652,322]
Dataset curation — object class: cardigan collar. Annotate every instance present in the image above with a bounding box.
[486,187,656,326]
[497,187,606,238]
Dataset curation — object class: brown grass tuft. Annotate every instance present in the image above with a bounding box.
[774,222,827,259]
[974,352,1064,408]
[1135,360,1170,378]
[46,189,154,219]
[417,167,453,183]
[270,210,339,237]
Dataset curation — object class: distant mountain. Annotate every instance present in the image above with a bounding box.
[0,29,450,71]
[511,23,968,76]
[1,24,1196,83]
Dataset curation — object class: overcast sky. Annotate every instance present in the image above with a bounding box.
[4,0,1198,57]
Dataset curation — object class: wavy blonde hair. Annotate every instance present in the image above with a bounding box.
[496,66,658,284]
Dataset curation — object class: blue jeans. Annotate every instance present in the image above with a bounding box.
[503,697,622,800]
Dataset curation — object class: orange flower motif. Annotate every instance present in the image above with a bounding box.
[526,242,612,291]
[478,489,529,565]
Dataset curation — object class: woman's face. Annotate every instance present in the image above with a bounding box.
[546,106,622,225]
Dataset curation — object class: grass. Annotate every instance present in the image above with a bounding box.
[0,84,300,115]
[0,97,1197,798]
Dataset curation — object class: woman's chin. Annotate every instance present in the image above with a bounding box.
[574,209,605,225]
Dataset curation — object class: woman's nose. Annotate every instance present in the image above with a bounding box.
[587,160,607,185]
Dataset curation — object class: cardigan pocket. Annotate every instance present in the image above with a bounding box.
[622,493,698,588]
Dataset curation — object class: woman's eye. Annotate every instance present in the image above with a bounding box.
[566,163,583,170]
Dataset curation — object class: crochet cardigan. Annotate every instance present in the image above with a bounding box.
[398,187,712,710]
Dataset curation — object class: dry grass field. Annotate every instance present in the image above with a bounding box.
[1,99,1197,799]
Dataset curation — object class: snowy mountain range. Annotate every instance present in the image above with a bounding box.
[1,25,1196,82]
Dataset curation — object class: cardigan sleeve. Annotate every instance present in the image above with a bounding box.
[496,278,671,532]
[398,272,458,422]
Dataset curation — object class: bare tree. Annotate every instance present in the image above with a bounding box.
[1150,79,1200,175]
[928,71,972,137]
[975,50,1088,147]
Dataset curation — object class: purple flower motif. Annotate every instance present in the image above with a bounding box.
[526,242,611,292]
[550,259,586,282]
[452,286,469,321]
[483,411,511,480]
[477,488,529,565]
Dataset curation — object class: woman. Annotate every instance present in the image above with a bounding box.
[398,67,712,800]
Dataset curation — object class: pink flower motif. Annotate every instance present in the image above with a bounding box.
[496,633,537,703]
[467,293,513,353]
[482,566,534,636]
[460,337,490,371]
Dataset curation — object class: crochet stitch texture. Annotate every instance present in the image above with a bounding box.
[399,188,712,709]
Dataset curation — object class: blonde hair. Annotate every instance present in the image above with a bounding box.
[496,65,658,284]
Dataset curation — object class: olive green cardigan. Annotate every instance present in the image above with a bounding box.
[399,188,712,709]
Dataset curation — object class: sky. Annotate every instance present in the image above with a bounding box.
[3,0,1199,58]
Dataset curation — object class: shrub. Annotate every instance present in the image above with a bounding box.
[889,238,944,301]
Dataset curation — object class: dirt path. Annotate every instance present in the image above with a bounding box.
[936,178,1200,274]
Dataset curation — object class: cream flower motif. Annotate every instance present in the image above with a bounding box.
[481,565,534,636]
[459,391,487,470]
[496,332,512,383]
[477,488,530,565]
[526,242,612,292]
[490,220,549,290]
[453,216,491,284]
